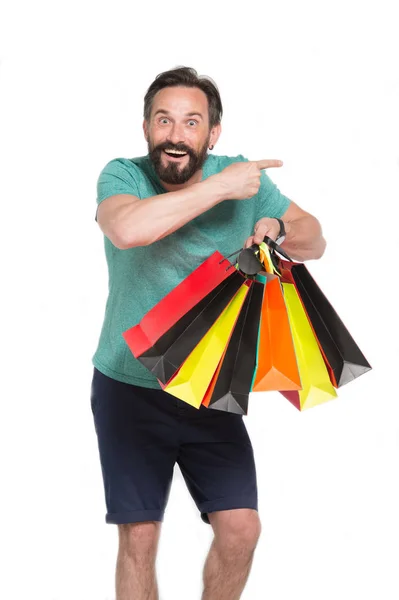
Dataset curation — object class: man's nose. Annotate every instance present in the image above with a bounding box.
[167,123,185,145]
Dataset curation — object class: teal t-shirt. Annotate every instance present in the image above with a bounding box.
[92,153,291,388]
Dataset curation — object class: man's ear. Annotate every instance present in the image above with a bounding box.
[209,123,222,149]
[143,119,148,142]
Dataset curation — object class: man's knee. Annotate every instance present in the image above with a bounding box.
[210,509,262,555]
[118,521,161,562]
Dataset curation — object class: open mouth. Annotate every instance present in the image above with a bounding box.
[163,149,189,161]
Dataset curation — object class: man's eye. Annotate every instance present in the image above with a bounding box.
[188,120,197,126]
[160,118,169,124]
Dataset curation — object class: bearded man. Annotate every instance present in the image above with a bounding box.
[91,66,326,600]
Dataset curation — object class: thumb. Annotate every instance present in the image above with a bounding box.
[244,235,255,249]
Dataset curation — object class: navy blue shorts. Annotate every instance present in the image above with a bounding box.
[90,368,258,525]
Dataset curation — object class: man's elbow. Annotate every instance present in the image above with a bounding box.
[114,232,151,250]
[103,223,151,250]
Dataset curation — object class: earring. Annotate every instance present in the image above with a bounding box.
[209,144,214,150]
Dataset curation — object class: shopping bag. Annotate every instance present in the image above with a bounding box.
[133,270,246,385]
[123,251,235,369]
[251,272,302,392]
[280,282,337,411]
[249,272,266,393]
[164,282,250,408]
[202,280,264,415]
[280,260,371,387]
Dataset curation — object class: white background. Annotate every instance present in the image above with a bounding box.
[1,0,398,598]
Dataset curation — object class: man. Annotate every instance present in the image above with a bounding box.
[91,66,326,600]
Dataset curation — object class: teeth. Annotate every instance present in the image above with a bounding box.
[165,149,187,155]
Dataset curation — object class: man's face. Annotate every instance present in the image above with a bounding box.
[144,86,215,185]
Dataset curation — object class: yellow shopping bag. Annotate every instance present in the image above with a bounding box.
[281,283,337,410]
[164,283,250,408]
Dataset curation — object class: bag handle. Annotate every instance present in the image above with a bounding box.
[220,235,295,276]
[261,235,294,262]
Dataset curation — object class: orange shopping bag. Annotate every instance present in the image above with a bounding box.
[252,272,301,392]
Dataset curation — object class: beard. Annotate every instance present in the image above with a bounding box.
[148,137,210,185]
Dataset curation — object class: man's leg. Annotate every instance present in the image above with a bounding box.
[90,370,179,599]
[176,400,259,598]
[116,521,162,600]
[202,509,262,600]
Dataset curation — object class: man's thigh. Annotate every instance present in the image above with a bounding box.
[176,403,258,524]
[91,368,180,524]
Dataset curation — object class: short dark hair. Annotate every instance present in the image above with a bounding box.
[144,66,223,129]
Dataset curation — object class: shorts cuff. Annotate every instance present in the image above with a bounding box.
[106,509,164,525]
[199,495,258,525]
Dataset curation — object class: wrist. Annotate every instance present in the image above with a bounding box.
[204,174,230,204]
[283,220,292,238]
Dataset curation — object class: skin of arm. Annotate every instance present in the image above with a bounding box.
[96,175,229,250]
[245,201,327,262]
[96,159,278,250]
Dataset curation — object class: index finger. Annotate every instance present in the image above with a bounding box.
[255,159,283,170]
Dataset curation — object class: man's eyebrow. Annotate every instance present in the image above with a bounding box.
[153,109,203,119]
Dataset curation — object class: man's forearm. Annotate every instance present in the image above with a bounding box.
[281,215,326,261]
[116,176,228,249]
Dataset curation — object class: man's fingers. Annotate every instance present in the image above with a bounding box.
[254,225,273,244]
[244,236,255,249]
[254,230,268,244]
[255,159,283,170]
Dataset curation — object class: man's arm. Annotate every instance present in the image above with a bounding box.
[96,177,228,249]
[246,201,326,261]
[278,201,326,260]
[96,159,282,249]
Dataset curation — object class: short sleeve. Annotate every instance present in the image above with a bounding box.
[95,158,140,221]
[256,171,291,221]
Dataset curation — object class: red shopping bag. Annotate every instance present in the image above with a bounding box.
[123,251,234,359]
